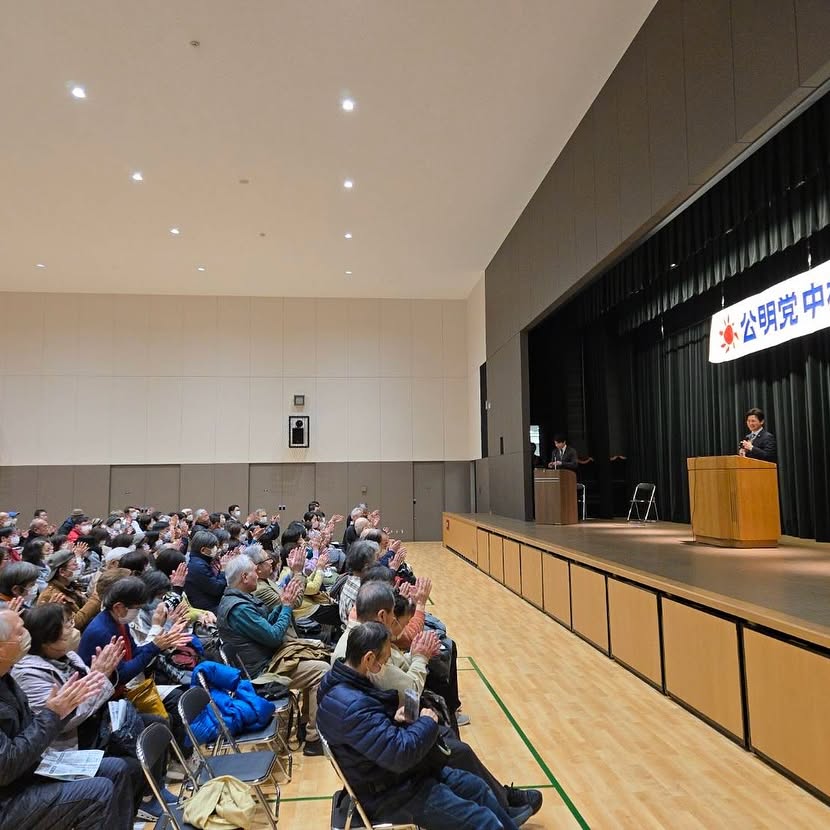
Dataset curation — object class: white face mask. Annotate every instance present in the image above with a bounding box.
[65,627,81,652]
[80,524,92,535]
[9,535,19,547]
[120,608,140,624]
[232,510,241,519]
[26,584,38,601]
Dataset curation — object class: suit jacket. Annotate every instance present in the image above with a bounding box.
[549,445,579,471]
[744,428,777,463]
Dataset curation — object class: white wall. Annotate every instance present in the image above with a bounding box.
[0,292,471,466]
[465,274,486,459]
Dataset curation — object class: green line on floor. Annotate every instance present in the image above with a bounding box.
[281,794,334,803]
[465,655,590,830]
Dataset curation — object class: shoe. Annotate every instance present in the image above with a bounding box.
[507,804,534,827]
[302,738,325,757]
[455,712,471,727]
[136,800,164,821]
[166,760,185,782]
[160,787,179,804]
[506,785,543,816]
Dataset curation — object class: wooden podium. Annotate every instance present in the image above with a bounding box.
[534,469,578,525]
[687,456,780,548]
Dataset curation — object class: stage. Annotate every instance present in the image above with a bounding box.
[446,513,830,644]
[442,512,830,803]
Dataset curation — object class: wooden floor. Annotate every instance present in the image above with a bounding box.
[150,542,830,829]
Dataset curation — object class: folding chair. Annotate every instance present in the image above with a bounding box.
[576,483,587,520]
[627,483,658,522]
[217,640,298,778]
[178,686,280,828]
[319,732,419,830]
[136,721,200,830]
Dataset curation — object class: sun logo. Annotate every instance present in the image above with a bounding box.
[719,316,739,352]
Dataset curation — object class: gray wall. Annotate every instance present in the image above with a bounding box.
[484,0,830,519]
[0,461,471,541]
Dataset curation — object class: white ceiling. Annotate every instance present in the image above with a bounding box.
[0,0,656,300]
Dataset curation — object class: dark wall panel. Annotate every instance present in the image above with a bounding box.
[110,466,146,512]
[530,171,558,314]
[617,34,653,237]
[180,464,215,513]
[214,464,249,517]
[36,466,74,523]
[0,466,38,523]
[248,464,281,514]
[444,461,472,515]
[683,0,738,184]
[571,118,598,278]
[732,0,800,140]
[145,466,181,511]
[73,465,110,519]
[549,144,577,302]
[379,461,414,540]
[315,462,349,519]
[646,0,689,212]
[474,458,490,513]
[796,0,830,86]
[487,336,526,458]
[413,462,444,541]
[280,463,316,524]
[592,81,622,261]
[347,462,381,516]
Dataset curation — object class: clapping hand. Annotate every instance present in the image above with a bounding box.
[330,514,345,525]
[287,546,305,574]
[170,562,188,587]
[198,610,217,627]
[315,551,330,571]
[389,548,407,571]
[281,578,303,607]
[90,636,127,677]
[151,600,169,627]
[413,576,432,606]
[45,671,107,718]
[72,541,89,557]
[410,630,441,660]
[7,596,25,615]
[369,509,381,528]
[154,621,192,652]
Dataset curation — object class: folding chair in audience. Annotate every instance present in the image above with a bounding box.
[196,664,294,781]
[319,731,420,830]
[178,686,280,828]
[217,639,297,780]
[136,721,200,830]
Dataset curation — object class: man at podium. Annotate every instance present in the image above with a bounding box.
[738,407,777,463]
[548,434,578,470]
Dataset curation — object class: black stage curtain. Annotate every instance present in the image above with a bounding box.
[531,90,830,540]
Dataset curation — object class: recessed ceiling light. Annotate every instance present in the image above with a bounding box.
[344,232,352,239]
[131,171,143,182]
[343,179,353,189]
[35,263,46,268]
[170,227,180,235]
[341,98,355,112]
[196,266,206,272]
[70,85,86,99]
[345,270,353,276]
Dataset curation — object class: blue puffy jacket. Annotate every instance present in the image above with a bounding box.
[316,659,439,804]
[189,661,275,744]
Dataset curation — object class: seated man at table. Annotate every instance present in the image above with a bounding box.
[216,555,329,756]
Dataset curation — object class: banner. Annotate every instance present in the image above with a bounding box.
[709,259,830,363]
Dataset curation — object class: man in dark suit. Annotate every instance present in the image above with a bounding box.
[739,407,777,463]
[547,434,579,471]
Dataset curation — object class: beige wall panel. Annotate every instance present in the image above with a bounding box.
[315,377,349,462]
[379,300,413,378]
[214,377,251,463]
[663,599,743,740]
[519,544,543,609]
[442,301,468,379]
[214,298,251,377]
[411,300,444,378]
[283,299,317,377]
[379,378,413,461]
[317,298,349,378]
[745,629,830,797]
[608,579,662,686]
[248,377,283,461]
[347,299,380,378]
[542,554,571,626]
[476,529,490,574]
[41,377,78,465]
[347,379,381,460]
[442,514,477,562]
[179,378,217,463]
[248,297,284,377]
[503,538,521,594]
[488,533,504,583]
[571,564,609,652]
[411,378,444,460]
[442,378,469,461]
[146,378,184,462]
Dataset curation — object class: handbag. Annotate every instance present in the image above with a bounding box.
[124,676,168,718]
[92,699,145,757]
[182,775,258,829]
